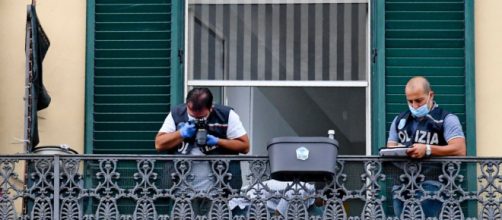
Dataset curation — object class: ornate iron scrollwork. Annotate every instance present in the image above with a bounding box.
[0,155,499,219]
[0,160,22,220]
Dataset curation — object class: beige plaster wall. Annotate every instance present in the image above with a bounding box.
[0,1,86,155]
[475,0,502,156]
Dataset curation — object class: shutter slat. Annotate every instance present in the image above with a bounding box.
[96,13,170,22]
[386,39,464,48]
[386,11,463,20]
[96,31,171,40]
[94,131,158,140]
[95,40,171,49]
[95,76,170,85]
[96,48,169,58]
[96,4,171,13]
[386,21,464,29]
[95,57,170,67]
[386,67,464,76]
[94,113,167,121]
[386,76,465,85]
[386,48,464,57]
[95,86,170,95]
[386,2,464,11]
[95,67,170,76]
[386,58,464,67]
[95,104,169,113]
[96,22,170,31]
[95,95,170,104]
[98,0,169,3]
[94,122,162,131]
[386,30,464,38]
[387,0,462,2]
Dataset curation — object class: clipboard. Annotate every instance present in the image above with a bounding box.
[379,147,409,157]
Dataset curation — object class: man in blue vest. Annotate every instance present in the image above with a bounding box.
[155,88,249,214]
[387,76,466,218]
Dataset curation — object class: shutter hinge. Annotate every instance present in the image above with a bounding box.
[178,49,184,64]
[372,48,378,63]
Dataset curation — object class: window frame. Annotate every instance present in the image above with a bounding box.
[183,0,372,154]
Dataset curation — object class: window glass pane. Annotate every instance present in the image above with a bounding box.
[203,87,366,155]
[187,3,368,81]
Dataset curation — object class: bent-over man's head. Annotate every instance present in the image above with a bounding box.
[186,88,213,118]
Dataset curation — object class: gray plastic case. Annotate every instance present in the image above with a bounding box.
[267,137,339,181]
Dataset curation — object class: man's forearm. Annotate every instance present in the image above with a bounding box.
[431,142,466,156]
[217,136,249,154]
[407,138,466,158]
[155,132,183,152]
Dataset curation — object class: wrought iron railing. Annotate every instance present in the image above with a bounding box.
[0,155,500,219]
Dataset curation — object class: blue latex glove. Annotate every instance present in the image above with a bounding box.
[176,122,185,130]
[206,134,219,146]
[179,122,196,138]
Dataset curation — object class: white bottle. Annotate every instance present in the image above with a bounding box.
[328,130,335,140]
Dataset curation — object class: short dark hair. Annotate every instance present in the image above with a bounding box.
[186,88,213,111]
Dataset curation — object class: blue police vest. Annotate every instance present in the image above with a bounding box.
[393,105,451,178]
[394,106,450,147]
[169,104,242,189]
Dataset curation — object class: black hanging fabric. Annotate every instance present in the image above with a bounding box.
[27,5,51,149]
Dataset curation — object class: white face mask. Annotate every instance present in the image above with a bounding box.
[408,94,431,117]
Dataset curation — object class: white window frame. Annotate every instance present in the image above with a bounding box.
[184,0,372,155]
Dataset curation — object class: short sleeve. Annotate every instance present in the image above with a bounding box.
[226,110,247,139]
[387,116,399,143]
[443,114,465,142]
[159,113,176,133]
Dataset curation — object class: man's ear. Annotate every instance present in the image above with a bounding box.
[186,103,194,116]
[187,102,193,109]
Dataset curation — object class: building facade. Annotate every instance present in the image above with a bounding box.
[1,1,502,219]
[1,0,501,156]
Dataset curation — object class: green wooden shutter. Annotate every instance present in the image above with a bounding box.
[384,0,467,138]
[87,0,183,154]
[377,0,477,215]
[85,0,183,214]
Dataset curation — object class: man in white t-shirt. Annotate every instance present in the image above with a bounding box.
[155,88,249,201]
